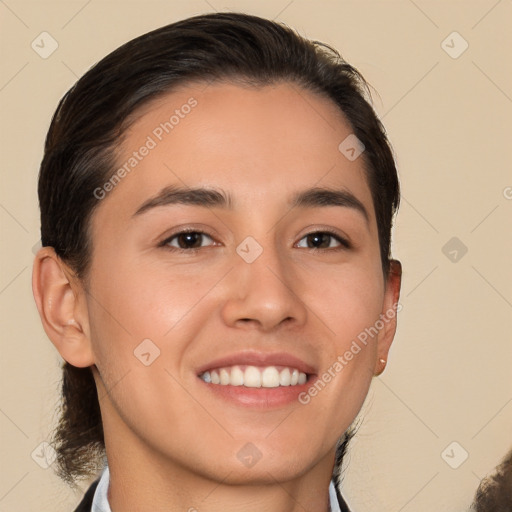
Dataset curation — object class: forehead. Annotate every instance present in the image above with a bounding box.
[95,81,375,222]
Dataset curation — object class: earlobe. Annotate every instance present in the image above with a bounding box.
[374,358,387,376]
[373,259,402,376]
[32,247,95,368]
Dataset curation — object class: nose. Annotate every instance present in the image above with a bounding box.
[220,239,308,332]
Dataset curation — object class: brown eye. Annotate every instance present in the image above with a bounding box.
[296,231,350,250]
[163,231,215,251]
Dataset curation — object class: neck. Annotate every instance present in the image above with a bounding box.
[101,402,337,512]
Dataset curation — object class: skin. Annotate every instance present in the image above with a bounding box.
[33,81,401,512]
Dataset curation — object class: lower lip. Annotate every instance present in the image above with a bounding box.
[197,377,316,408]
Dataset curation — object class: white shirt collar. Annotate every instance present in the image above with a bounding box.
[91,464,111,512]
[91,464,344,512]
[329,478,343,512]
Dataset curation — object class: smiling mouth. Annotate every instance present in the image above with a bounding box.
[199,365,308,388]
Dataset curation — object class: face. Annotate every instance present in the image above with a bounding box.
[80,81,399,484]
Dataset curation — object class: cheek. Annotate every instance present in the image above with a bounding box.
[85,260,213,446]
[88,255,219,341]
[306,259,384,345]
[299,262,384,420]
[86,255,228,397]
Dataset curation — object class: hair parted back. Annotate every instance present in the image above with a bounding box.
[38,11,399,486]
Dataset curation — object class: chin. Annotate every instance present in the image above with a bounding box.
[208,458,313,486]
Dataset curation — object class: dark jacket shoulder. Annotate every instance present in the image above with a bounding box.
[73,478,100,512]
[336,486,352,512]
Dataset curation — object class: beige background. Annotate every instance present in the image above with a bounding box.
[1,1,511,511]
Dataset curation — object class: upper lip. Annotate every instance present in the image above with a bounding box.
[196,350,317,376]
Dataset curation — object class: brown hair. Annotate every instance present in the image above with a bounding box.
[471,449,512,511]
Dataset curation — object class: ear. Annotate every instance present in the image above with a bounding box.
[373,259,402,376]
[32,247,95,368]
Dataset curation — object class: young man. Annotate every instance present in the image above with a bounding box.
[33,13,401,511]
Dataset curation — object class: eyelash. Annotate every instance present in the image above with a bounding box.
[159,228,351,253]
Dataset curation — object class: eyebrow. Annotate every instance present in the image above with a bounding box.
[132,184,369,222]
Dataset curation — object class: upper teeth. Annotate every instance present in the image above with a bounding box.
[200,366,307,388]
